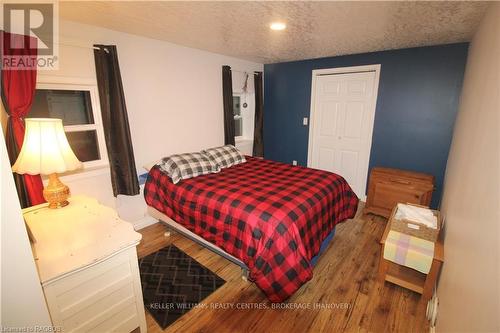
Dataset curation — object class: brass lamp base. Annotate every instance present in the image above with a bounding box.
[43,173,70,209]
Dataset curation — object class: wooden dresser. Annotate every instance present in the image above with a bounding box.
[24,196,147,333]
[363,167,434,218]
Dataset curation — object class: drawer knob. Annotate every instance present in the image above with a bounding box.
[390,179,411,185]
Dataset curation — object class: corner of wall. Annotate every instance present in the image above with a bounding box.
[1,100,7,136]
[436,3,500,332]
[0,126,52,327]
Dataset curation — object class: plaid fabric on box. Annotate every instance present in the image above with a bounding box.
[203,145,246,169]
[159,152,220,184]
[145,157,358,302]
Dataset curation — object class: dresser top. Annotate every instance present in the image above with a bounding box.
[371,167,435,183]
[23,195,142,284]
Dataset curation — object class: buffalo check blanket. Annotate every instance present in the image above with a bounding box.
[144,157,358,302]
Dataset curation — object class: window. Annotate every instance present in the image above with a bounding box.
[28,83,108,169]
[233,95,243,137]
[232,92,254,142]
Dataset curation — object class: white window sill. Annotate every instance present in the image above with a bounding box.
[235,138,254,156]
[42,164,110,183]
[235,137,253,144]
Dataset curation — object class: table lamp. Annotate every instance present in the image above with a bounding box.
[12,118,82,208]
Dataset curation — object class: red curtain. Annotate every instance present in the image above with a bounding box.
[1,31,45,207]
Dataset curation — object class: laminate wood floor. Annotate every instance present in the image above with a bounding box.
[137,205,430,333]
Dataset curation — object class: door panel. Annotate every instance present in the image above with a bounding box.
[318,148,335,172]
[343,102,364,139]
[340,150,358,186]
[319,101,339,137]
[309,70,378,199]
[323,81,341,94]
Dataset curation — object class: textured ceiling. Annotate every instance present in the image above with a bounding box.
[59,1,490,64]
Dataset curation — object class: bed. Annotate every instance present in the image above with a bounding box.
[144,156,358,302]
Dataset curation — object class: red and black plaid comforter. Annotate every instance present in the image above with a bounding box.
[144,157,358,302]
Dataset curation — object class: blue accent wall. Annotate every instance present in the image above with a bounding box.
[264,43,468,208]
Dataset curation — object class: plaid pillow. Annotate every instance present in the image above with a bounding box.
[159,152,220,184]
[203,145,246,169]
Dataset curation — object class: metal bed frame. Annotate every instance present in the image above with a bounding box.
[147,206,251,280]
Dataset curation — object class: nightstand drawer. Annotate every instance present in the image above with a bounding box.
[63,282,136,331]
[43,248,144,332]
[87,300,139,333]
[45,250,131,297]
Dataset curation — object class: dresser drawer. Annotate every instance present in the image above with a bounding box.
[364,167,434,218]
[372,182,427,213]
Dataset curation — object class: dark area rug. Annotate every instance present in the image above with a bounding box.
[138,245,226,329]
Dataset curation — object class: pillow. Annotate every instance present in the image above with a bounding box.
[159,152,220,184]
[203,145,246,169]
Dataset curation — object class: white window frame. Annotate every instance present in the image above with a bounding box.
[35,81,109,170]
[233,93,244,140]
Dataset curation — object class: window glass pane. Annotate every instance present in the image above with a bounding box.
[65,130,100,162]
[30,89,94,126]
[233,96,241,116]
[234,118,243,137]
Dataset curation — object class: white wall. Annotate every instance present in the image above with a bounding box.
[0,127,52,328]
[38,20,262,226]
[437,4,500,332]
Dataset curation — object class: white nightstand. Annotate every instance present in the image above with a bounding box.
[23,195,147,333]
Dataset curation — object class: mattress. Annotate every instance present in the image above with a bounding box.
[144,156,358,302]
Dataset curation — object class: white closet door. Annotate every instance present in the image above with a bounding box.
[309,70,378,199]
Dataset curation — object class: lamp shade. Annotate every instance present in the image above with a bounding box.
[12,118,82,175]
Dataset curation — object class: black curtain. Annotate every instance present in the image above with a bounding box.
[253,71,264,157]
[222,65,235,146]
[94,45,139,196]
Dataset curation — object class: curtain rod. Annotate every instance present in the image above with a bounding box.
[231,69,262,74]
[55,41,109,52]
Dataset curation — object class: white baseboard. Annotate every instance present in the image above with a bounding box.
[133,216,158,231]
